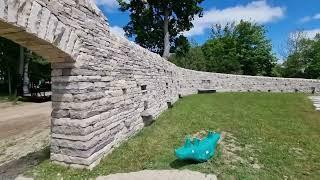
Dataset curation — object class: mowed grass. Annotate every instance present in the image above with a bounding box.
[28,93,320,179]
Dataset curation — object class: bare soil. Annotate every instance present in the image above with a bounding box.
[0,102,51,178]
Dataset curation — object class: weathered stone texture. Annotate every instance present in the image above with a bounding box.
[1,0,320,169]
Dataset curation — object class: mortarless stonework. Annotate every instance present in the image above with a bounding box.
[1,0,320,169]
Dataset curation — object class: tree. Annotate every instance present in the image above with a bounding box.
[0,37,20,95]
[0,37,51,97]
[23,50,30,95]
[202,23,241,74]
[27,50,51,85]
[170,45,206,71]
[170,38,206,71]
[235,21,276,76]
[118,0,204,58]
[173,35,191,57]
[282,30,309,58]
[281,31,320,79]
[282,53,306,78]
[281,31,313,78]
[303,34,320,79]
[271,63,285,77]
[202,21,276,76]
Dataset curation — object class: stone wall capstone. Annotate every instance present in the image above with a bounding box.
[1,0,320,169]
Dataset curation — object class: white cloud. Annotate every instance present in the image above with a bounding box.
[299,13,320,23]
[299,16,312,23]
[109,26,126,37]
[314,13,320,20]
[94,0,130,11]
[184,0,285,37]
[303,28,320,39]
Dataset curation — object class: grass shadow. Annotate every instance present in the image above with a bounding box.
[0,146,50,179]
[169,159,200,169]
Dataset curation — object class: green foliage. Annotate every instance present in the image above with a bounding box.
[282,33,320,79]
[0,37,20,95]
[236,21,276,75]
[282,53,306,78]
[170,45,206,71]
[171,21,277,76]
[26,50,51,84]
[118,0,204,55]
[173,35,191,57]
[0,37,51,95]
[203,21,276,76]
[271,64,285,77]
[29,93,320,179]
[202,23,241,74]
[304,36,320,79]
[305,59,320,79]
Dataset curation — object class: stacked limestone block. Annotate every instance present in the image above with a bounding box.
[1,0,320,169]
[178,69,320,94]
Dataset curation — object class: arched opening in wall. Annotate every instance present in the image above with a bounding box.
[0,37,52,101]
[0,36,53,177]
[0,20,73,177]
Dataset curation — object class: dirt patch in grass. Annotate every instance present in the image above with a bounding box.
[220,132,262,170]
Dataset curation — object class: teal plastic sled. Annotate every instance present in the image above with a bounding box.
[175,132,221,162]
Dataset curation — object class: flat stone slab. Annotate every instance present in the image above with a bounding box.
[96,170,217,180]
[309,96,320,111]
[15,176,33,180]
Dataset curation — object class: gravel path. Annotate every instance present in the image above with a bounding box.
[0,102,51,178]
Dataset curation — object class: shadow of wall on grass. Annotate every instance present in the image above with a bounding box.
[0,146,50,179]
[169,159,202,169]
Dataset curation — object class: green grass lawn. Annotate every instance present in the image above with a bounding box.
[28,93,320,179]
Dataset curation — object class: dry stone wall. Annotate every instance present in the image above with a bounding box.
[1,0,320,169]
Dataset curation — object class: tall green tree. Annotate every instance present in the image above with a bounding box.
[202,23,241,74]
[118,0,204,58]
[202,21,276,76]
[278,32,320,79]
[281,31,314,78]
[0,37,20,95]
[303,34,320,79]
[235,21,276,75]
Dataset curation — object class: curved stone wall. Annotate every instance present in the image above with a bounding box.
[1,0,320,169]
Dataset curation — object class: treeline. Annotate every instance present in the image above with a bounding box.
[0,37,51,96]
[170,21,320,79]
[170,21,277,76]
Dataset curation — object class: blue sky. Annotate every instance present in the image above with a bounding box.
[95,0,320,61]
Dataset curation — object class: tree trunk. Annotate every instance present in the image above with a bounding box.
[19,46,24,75]
[23,54,30,95]
[162,9,170,59]
[8,68,11,96]
[18,46,24,96]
